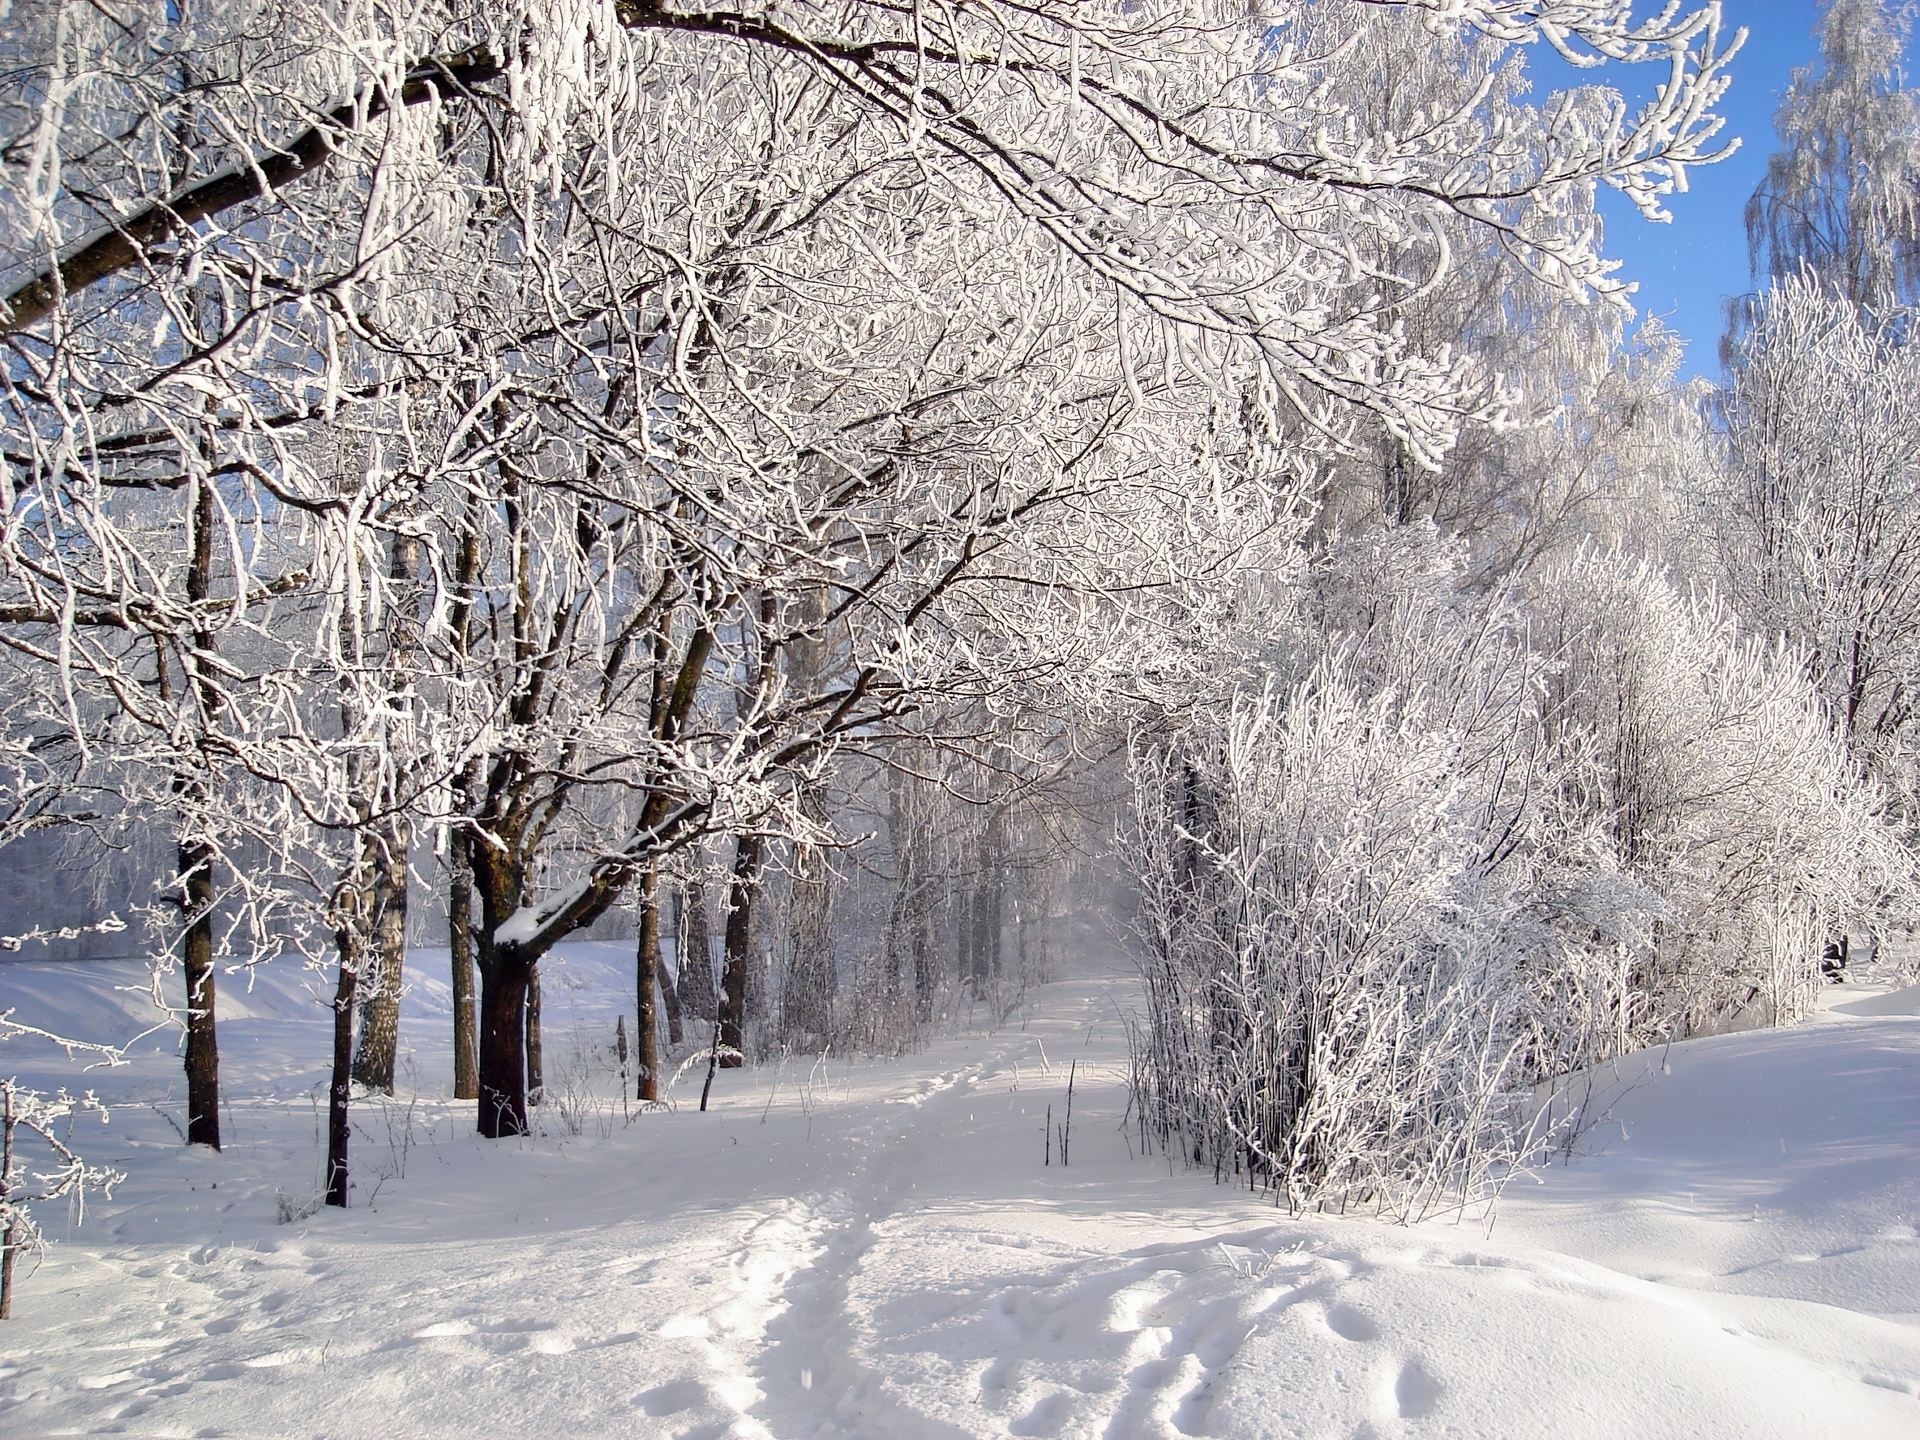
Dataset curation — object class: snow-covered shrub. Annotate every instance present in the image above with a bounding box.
[1527,549,1914,1039]
[1126,536,1912,1218]
[1127,562,1651,1219]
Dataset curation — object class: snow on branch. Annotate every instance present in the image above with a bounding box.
[0,914,127,954]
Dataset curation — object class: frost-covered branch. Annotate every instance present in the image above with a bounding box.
[0,1078,122,1319]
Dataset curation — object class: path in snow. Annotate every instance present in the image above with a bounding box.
[3,941,1920,1437]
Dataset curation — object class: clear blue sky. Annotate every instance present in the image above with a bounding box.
[1527,2,1837,379]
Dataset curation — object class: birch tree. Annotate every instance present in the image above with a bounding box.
[1742,0,1920,319]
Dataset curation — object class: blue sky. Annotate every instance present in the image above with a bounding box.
[1526,2,1839,378]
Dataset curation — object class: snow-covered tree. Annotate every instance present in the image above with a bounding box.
[1527,547,1913,1035]
[1126,541,1655,1216]
[1708,277,1920,809]
[1742,0,1920,319]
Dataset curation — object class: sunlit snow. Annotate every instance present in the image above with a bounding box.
[2,938,1918,1437]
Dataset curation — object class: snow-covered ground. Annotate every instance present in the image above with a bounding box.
[4,939,1920,1438]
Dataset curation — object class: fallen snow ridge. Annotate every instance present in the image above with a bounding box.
[3,942,1920,1438]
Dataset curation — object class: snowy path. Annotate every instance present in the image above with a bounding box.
[5,946,1920,1437]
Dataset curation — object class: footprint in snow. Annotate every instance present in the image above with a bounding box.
[412,1320,475,1338]
[1394,1360,1442,1419]
[1106,1277,1177,1333]
[1324,1304,1378,1342]
[635,1377,711,1415]
[1008,1389,1074,1436]
[981,1354,1019,1393]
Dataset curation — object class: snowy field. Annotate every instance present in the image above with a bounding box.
[4,941,1920,1438]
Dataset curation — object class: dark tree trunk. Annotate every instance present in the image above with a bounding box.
[986,871,1004,984]
[446,502,483,1103]
[477,953,532,1137]
[1383,434,1412,526]
[2,1082,17,1319]
[326,933,359,1207]
[447,826,479,1100]
[883,776,915,1010]
[180,839,221,1150]
[526,964,544,1103]
[177,460,222,1152]
[637,862,661,1102]
[968,880,991,995]
[719,833,763,1068]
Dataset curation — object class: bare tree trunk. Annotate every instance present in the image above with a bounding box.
[352,532,421,1092]
[909,787,938,1020]
[637,861,661,1102]
[987,865,1005,987]
[883,770,915,1011]
[326,928,360,1207]
[351,820,407,1092]
[526,964,544,1103]
[781,817,837,1051]
[1383,433,1412,526]
[447,823,479,1100]
[660,944,685,1048]
[177,463,222,1151]
[2,1082,16,1319]
[476,952,532,1138]
[913,918,936,1020]
[968,879,991,996]
[470,821,535,1135]
[447,502,483,1102]
[179,837,221,1149]
[955,870,977,997]
[719,834,763,1068]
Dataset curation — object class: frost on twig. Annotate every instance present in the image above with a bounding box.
[0,913,126,953]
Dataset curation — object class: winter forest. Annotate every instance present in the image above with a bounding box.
[7,0,1920,1434]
